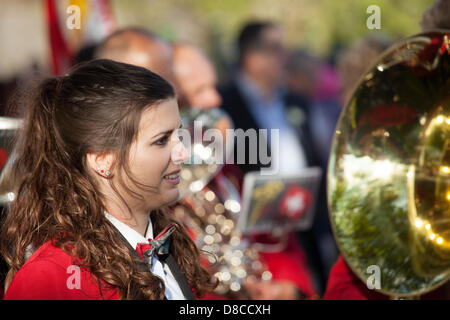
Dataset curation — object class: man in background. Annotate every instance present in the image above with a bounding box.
[219,21,316,175]
[95,27,175,85]
[219,21,335,293]
[172,43,222,110]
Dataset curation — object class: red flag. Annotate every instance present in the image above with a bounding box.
[45,0,73,75]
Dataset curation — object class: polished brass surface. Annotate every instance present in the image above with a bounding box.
[328,30,450,297]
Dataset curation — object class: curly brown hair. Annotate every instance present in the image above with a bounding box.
[0,59,216,299]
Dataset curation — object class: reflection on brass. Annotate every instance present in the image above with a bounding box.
[178,108,234,199]
[175,187,271,298]
[328,30,450,298]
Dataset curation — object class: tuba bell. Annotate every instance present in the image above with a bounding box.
[328,30,450,298]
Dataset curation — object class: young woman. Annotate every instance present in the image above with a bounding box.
[0,59,215,300]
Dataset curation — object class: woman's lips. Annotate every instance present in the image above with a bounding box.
[163,172,181,185]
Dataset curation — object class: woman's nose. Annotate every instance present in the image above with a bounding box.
[171,140,190,164]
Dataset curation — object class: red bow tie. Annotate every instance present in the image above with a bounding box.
[135,224,176,268]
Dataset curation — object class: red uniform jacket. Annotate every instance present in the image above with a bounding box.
[4,240,119,300]
[323,255,448,300]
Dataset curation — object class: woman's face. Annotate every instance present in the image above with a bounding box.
[123,98,189,211]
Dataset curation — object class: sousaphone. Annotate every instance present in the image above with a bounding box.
[176,108,272,298]
[178,108,234,199]
[328,30,450,298]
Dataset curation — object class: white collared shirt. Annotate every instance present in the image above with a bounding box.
[104,212,186,300]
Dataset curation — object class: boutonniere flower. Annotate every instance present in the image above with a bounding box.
[286,106,305,127]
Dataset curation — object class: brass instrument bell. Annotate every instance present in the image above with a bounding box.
[328,30,450,298]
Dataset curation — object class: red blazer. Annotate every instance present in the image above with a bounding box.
[4,241,119,300]
[253,233,317,299]
[324,254,448,300]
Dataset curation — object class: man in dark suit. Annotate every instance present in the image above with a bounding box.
[219,21,317,175]
[219,21,334,294]
[173,42,318,299]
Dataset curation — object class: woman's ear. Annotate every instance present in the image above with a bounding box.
[86,152,115,178]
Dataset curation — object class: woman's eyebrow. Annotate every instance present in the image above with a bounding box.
[151,123,183,139]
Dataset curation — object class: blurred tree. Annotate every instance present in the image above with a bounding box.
[112,0,434,59]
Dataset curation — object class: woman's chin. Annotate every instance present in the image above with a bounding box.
[163,188,180,206]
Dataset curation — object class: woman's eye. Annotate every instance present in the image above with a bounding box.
[154,135,169,146]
